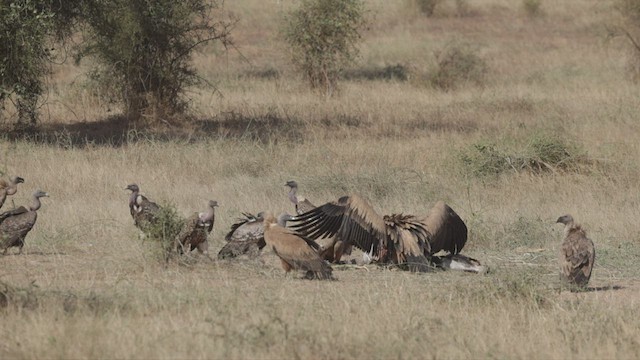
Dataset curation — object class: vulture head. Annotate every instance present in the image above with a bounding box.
[208,200,219,208]
[285,180,298,190]
[556,214,574,226]
[33,190,49,199]
[125,184,140,193]
[11,176,25,185]
[277,212,294,226]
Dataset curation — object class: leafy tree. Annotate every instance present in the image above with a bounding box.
[283,0,366,96]
[0,0,77,130]
[78,0,235,123]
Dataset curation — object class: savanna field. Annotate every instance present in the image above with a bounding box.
[2,0,640,358]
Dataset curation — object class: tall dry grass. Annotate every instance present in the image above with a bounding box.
[2,0,640,358]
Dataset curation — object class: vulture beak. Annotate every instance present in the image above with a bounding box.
[43,192,49,197]
[16,177,25,184]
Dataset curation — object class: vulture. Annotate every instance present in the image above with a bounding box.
[218,212,299,259]
[289,194,432,272]
[0,176,24,210]
[263,212,334,280]
[285,180,316,214]
[421,201,485,273]
[125,183,161,232]
[0,190,48,255]
[174,200,218,255]
[285,180,351,263]
[557,214,595,289]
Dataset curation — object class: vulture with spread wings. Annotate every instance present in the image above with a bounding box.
[290,195,485,273]
[285,180,351,263]
[289,194,432,272]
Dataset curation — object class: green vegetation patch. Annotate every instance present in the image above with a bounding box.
[458,133,594,178]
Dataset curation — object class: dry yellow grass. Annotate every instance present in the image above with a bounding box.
[2,0,640,358]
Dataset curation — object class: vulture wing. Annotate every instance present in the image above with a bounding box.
[560,230,595,286]
[225,213,264,242]
[175,213,208,254]
[422,201,468,255]
[0,206,29,224]
[133,195,161,228]
[289,194,387,257]
[218,213,267,259]
[295,197,316,215]
[264,224,332,279]
[0,210,37,251]
[384,214,432,272]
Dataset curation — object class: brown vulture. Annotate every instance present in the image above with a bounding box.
[125,183,161,232]
[289,194,432,272]
[285,180,351,263]
[263,212,334,280]
[174,200,218,255]
[0,190,48,255]
[0,176,24,210]
[557,214,595,289]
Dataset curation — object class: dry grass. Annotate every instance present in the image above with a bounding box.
[2,0,640,358]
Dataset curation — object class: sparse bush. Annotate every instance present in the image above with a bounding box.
[78,0,235,123]
[143,205,185,261]
[459,134,591,178]
[430,43,488,90]
[283,0,367,96]
[523,0,543,17]
[342,64,409,81]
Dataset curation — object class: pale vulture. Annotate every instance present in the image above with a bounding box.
[125,183,161,232]
[289,194,432,272]
[557,214,595,289]
[218,212,294,259]
[263,212,334,280]
[174,200,218,255]
[285,180,351,263]
[0,176,24,210]
[0,190,48,255]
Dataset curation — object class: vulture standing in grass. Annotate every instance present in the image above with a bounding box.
[0,176,24,209]
[0,190,48,255]
[125,183,161,231]
[289,195,432,272]
[285,180,351,263]
[557,214,595,289]
[174,200,218,255]
[263,212,334,280]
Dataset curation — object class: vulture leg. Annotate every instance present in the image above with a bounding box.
[280,258,293,273]
[333,241,349,264]
[196,240,209,255]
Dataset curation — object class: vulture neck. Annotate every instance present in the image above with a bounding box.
[5,184,18,196]
[564,220,578,237]
[129,190,139,208]
[30,195,43,211]
[287,187,298,204]
[276,213,290,227]
[201,205,215,222]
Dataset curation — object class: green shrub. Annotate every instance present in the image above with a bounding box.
[143,205,185,261]
[459,134,591,178]
[283,0,367,96]
[78,0,234,123]
[430,43,487,90]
